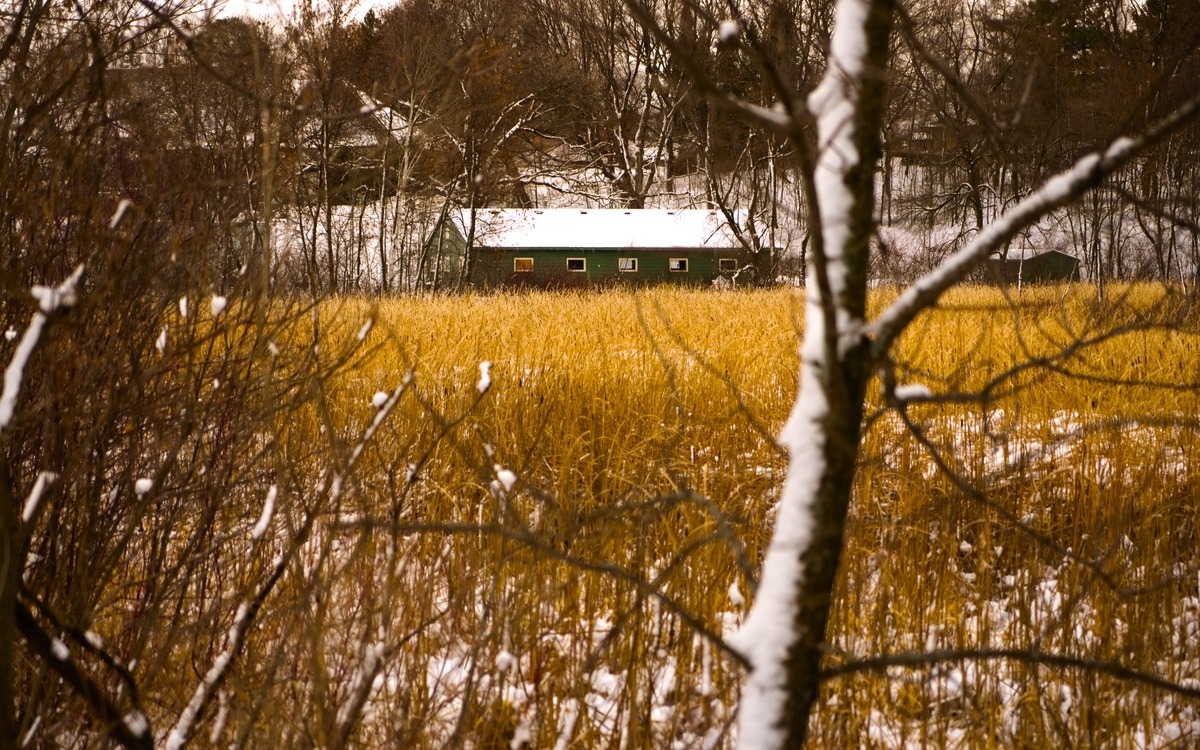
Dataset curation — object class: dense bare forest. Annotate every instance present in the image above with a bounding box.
[6,0,1197,294]
[4,0,1200,747]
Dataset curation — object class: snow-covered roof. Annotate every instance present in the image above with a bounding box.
[990,248,1078,261]
[456,209,747,250]
[356,89,416,139]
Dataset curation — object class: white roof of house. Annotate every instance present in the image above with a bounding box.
[989,247,1078,261]
[455,209,746,249]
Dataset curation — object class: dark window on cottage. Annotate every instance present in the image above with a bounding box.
[718,258,738,271]
[619,257,638,272]
[514,257,533,272]
[567,258,586,272]
[669,258,688,272]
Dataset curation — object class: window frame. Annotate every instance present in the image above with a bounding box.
[566,257,587,272]
[668,257,689,273]
[618,257,638,272]
[513,257,534,272]
[718,258,738,272]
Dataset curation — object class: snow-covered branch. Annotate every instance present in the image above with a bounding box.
[868,88,1200,356]
[161,505,315,750]
[724,1,888,744]
[729,1,891,747]
[166,367,415,749]
[164,602,253,750]
[20,471,59,526]
[15,601,152,750]
[332,641,386,745]
[0,265,84,433]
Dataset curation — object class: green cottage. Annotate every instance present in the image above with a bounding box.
[427,208,769,288]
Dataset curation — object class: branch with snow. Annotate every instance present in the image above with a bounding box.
[250,484,277,541]
[20,471,59,526]
[329,607,447,747]
[333,374,415,499]
[164,603,253,750]
[869,88,1200,357]
[729,1,881,748]
[334,641,385,729]
[330,640,387,746]
[162,506,316,750]
[893,382,932,403]
[0,265,84,433]
[166,370,417,748]
[16,600,152,750]
[109,198,133,228]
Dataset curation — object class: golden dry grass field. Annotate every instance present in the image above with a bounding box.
[271,284,1200,747]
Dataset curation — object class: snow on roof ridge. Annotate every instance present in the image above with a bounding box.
[990,247,1079,260]
[454,207,747,249]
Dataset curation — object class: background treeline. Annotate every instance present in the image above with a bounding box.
[6,0,1197,299]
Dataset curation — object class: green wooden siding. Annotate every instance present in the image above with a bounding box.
[470,248,765,287]
[421,218,469,285]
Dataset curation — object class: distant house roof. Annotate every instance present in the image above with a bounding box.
[355,89,421,142]
[456,208,748,250]
[990,248,1077,262]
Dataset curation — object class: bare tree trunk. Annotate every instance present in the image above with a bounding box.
[731,1,894,747]
[377,110,392,294]
[0,457,16,745]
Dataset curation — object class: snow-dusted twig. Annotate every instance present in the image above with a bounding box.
[208,690,229,745]
[249,485,277,541]
[0,265,84,433]
[331,640,386,744]
[109,198,133,228]
[165,603,253,750]
[331,374,415,500]
[167,370,415,748]
[329,607,446,747]
[162,510,313,750]
[353,375,412,465]
[15,601,152,750]
[20,471,59,525]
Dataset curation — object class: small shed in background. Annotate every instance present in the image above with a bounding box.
[427,208,769,288]
[986,249,1080,286]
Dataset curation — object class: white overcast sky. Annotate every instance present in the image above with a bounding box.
[213,0,390,22]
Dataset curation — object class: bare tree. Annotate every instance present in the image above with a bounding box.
[625,0,1200,746]
[10,0,1200,747]
[0,1,484,746]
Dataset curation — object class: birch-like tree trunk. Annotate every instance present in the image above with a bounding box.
[721,0,1200,746]
[728,1,894,747]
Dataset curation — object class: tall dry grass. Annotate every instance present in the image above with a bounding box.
[248,284,1200,746]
